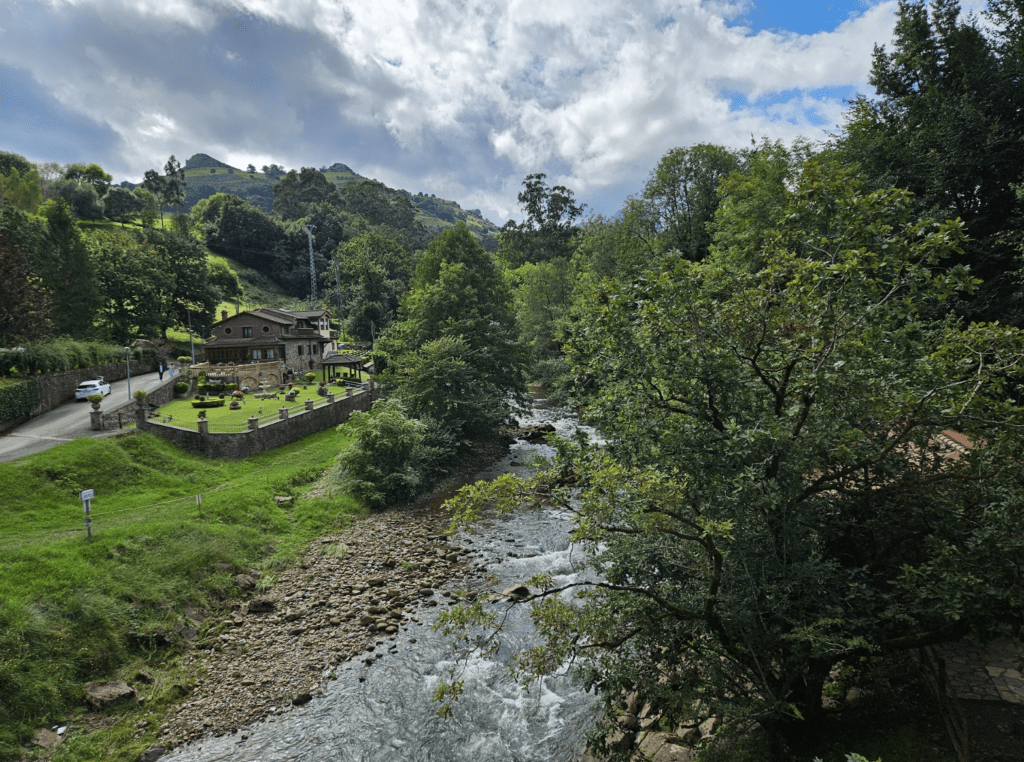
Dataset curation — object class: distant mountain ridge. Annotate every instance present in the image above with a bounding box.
[179,153,500,240]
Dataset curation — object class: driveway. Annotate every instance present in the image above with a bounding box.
[0,371,169,463]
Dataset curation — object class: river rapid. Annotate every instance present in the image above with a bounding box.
[164,399,600,762]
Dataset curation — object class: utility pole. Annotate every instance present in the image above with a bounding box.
[304,224,317,309]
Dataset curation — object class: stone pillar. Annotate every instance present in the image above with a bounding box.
[248,417,259,431]
[279,407,289,420]
[198,418,209,435]
[304,399,314,412]
[90,410,104,431]
[326,393,335,403]
[135,404,148,430]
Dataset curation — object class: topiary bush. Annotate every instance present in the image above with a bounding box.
[191,399,225,409]
[0,379,39,421]
[174,381,189,394]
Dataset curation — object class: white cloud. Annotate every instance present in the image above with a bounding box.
[1,0,909,219]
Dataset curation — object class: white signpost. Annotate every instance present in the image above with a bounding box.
[80,489,94,539]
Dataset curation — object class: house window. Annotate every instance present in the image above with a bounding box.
[283,326,290,335]
[224,327,232,335]
[252,349,260,360]
[243,327,253,338]
[266,349,275,359]
[298,346,304,356]
[263,325,270,333]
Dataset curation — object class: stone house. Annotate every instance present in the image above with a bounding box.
[204,308,335,371]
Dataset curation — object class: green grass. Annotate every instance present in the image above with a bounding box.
[152,377,367,430]
[0,428,364,761]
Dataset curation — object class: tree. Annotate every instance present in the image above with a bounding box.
[444,166,1024,759]
[103,186,144,226]
[339,179,431,251]
[191,193,283,270]
[0,207,52,344]
[838,0,1024,325]
[133,187,160,228]
[141,169,167,225]
[54,179,104,220]
[0,153,43,212]
[272,167,340,221]
[378,223,527,444]
[38,199,98,338]
[497,173,585,267]
[639,144,740,260]
[62,163,111,197]
[87,230,171,343]
[138,228,217,339]
[329,231,413,341]
[328,398,430,509]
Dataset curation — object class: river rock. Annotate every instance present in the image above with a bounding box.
[84,680,136,709]
[248,596,275,613]
[32,728,62,748]
[232,574,256,590]
[141,744,167,761]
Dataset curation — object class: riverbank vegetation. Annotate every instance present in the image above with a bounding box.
[440,2,1024,760]
[0,429,361,761]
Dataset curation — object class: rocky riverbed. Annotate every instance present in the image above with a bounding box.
[155,505,500,752]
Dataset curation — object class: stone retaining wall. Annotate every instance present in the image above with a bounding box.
[90,377,177,431]
[138,387,377,458]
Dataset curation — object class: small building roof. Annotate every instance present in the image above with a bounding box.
[320,353,364,366]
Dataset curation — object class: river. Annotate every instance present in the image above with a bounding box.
[164,398,600,762]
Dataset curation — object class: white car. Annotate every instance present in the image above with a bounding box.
[75,378,112,400]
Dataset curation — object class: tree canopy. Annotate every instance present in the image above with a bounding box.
[445,156,1024,759]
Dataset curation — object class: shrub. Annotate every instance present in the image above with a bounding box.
[0,379,39,421]
[133,389,147,403]
[304,372,316,383]
[87,393,103,404]
[174,381,189,394]
[178,356,191,365]
[328,398,427,509]
[191,399,225,409]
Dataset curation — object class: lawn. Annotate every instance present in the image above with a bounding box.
[152,375,369,431]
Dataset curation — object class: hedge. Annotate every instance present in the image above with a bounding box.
[191,399,225,409]
[0,340,157,378]
[196,382,237,394]
[0,378,40,421]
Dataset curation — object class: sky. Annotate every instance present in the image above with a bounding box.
[0,0,986,223]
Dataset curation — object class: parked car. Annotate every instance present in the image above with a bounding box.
[75,378,112,400]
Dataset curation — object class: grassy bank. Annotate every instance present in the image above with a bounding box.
[0,428,363,761]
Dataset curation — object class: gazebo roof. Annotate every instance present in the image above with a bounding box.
[319,353,364,366]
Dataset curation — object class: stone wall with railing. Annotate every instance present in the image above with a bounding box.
[137,385,378,458]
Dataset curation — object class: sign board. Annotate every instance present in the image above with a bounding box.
[80,489,94,502]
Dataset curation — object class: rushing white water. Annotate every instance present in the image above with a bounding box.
[165,400,600,762]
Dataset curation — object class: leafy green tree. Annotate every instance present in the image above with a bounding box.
[497,173,585,267]
[103,186,144,226]
[38,199,98,338]
[162,155,186,216]
[329,231,413,340]
[208,258,243,303]
[640,144,740,260]
[509,259,574,385]
[133,187,160,228]
[191,193,284,269]
[141,169,167,225]
[378,223,527,443]
[339,179,431,251]
[54,179,104,220]
[272,167,340,221]
[87,229,171,343]
[445,167,1024,759]
[0,154,43,213]
[62,163,111,197]
[328,398,429,509]
[0,207,52,344]
[838,0,1024,324]
[138,228,218,339]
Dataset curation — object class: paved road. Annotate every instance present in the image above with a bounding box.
[0,371,169,463]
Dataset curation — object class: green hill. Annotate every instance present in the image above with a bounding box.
[178,153,500,242]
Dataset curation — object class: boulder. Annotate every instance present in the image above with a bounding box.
[248,597,275,613]
[83,680,137,709]
[141,744,167,762]
[501,585,530,600]
[232,574,256,590]
[32,728,62,749]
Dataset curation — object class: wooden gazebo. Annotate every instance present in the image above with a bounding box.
[319,353,365,381]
